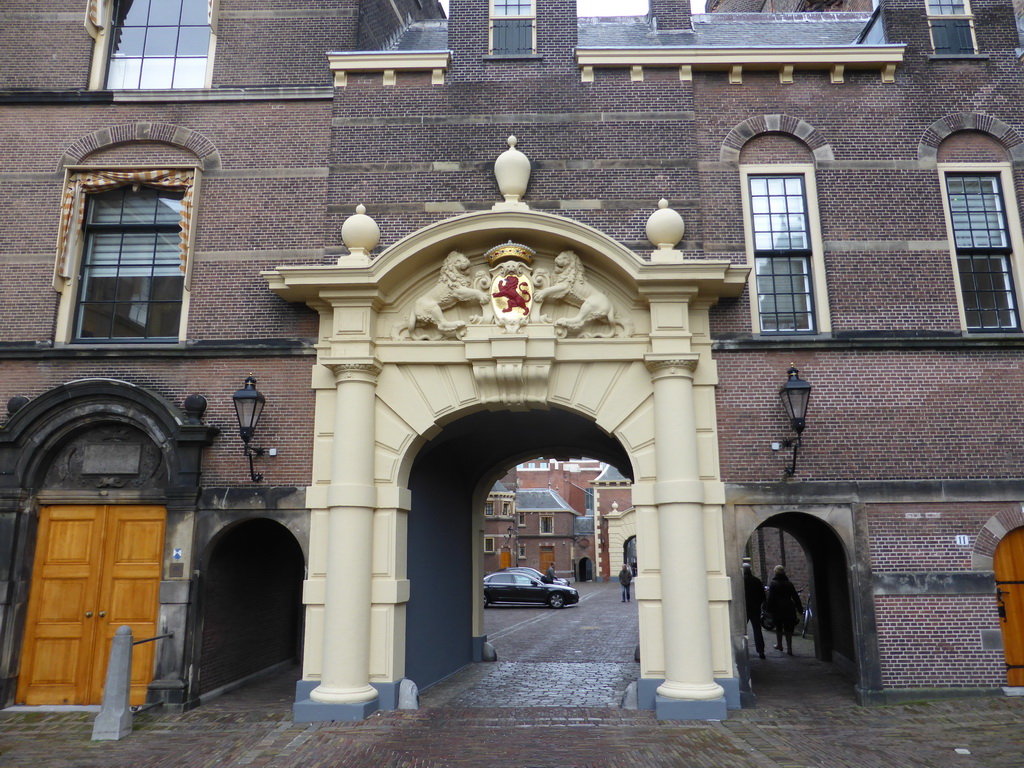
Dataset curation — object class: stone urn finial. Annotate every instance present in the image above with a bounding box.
[493,135,531,208]
[646,199,686,263]
[340,204,380,265]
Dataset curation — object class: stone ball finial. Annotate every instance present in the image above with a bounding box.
[341,204,381,259]
[494,135,531,204]
[646,198,685,250]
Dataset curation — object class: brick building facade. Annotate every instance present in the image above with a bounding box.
[2,0,1024,721]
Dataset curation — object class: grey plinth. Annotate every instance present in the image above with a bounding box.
[92,625,134,741]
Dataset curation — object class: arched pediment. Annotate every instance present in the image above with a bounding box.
[367,209,646,294]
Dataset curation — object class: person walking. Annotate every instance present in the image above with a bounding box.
[765,565,803,655]
[742,563,766,659]
[619,563,633,602]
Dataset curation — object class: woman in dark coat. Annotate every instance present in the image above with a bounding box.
[765,565,803,655]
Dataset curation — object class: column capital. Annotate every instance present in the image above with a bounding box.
[644,356,698,377]
[323,360,382,384]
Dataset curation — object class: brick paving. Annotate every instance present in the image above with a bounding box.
[2,581,1023,767]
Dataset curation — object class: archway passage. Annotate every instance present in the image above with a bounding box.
[578,557,594,582]
[406,408,631,691]
[745,513,857,703]
[198,519,304,695]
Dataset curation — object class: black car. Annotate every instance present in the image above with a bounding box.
[483,572,579,609]
[504,566,570,586]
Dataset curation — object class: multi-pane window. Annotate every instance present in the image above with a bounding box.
[502,502,512,516]
[75,186,185,341]
[540,516,554,534]
[749,175,816,333]
[517,543,526,559]
[945,174,1020,331]
[107,0,212,89]
[485,502,494,516]
[484,537,496,554]
[926,0,976,55]
[491,0,535,55]
[517,510,525,526]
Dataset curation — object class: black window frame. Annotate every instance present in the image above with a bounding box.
[74,185,186,343]
[491,0,535,55]
[926,0,977,56]
[945,173,1021,333]
[105,0,212,90]
[748,174,818,335]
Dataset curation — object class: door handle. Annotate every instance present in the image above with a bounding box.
[98,611,106,618]
[85,611,93,618]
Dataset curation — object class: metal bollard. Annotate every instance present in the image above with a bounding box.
[91,625,134,741]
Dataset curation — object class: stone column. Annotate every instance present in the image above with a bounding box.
[307,362,381,717]
[647,358,725,718]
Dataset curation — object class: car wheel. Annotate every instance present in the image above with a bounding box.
[548,592,565,609]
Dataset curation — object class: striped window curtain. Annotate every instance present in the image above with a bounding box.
[54,170,196,285]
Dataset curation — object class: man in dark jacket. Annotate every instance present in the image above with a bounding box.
[619,563,633,602]
[742,563,766,659]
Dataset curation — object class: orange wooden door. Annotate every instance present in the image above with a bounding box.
[16,505,165,706]
[995,526,1024,686]
[499,550,511,569]
[90,506,166,705]
[539,546,555,574]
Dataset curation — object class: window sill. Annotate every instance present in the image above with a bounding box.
[928,54,990,62]
[482,54,544,62]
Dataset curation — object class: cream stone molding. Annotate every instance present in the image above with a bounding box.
[532,251,633,338]
[328,51,451,87]
[644,357,699,376]
[391,251,491,340]
[323,361,382,383]
[575,46,905,84]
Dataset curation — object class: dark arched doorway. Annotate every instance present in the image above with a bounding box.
[745,513,857,700]
[406,408,631,690]
[198,519,304,696]
[577,557,594,582]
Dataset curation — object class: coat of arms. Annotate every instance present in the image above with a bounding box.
[484,241,536,333]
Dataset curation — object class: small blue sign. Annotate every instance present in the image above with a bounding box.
[173,548,183,561]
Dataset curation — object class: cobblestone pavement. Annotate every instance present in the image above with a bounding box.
[2,582,1024,767]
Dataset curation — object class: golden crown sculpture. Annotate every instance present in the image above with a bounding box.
[484,240,535,266]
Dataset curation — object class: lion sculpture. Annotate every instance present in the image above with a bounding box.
[533,250,632,338]
[393,251,490,340]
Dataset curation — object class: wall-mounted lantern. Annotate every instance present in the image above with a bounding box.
[776,366,812,477]
[232,375,266,482]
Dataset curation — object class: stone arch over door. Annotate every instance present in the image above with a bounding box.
[729,504,867,704]
[266,207,749,722]
[0,379,218,708]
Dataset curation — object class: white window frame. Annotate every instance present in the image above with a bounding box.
[539,515,554,534]
[925,0,978,56]
[489,0,536,56]
[53,166,200,344]
[484,536,496,554]
[87,0,218,90]
[740,164,831,335]
[517,543,526,560]
[485,502,494,516]
[938,163,1024,333]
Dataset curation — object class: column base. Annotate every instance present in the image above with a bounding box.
[293,680,379,722]
[637,677,739,717]
[655,693,728,721]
